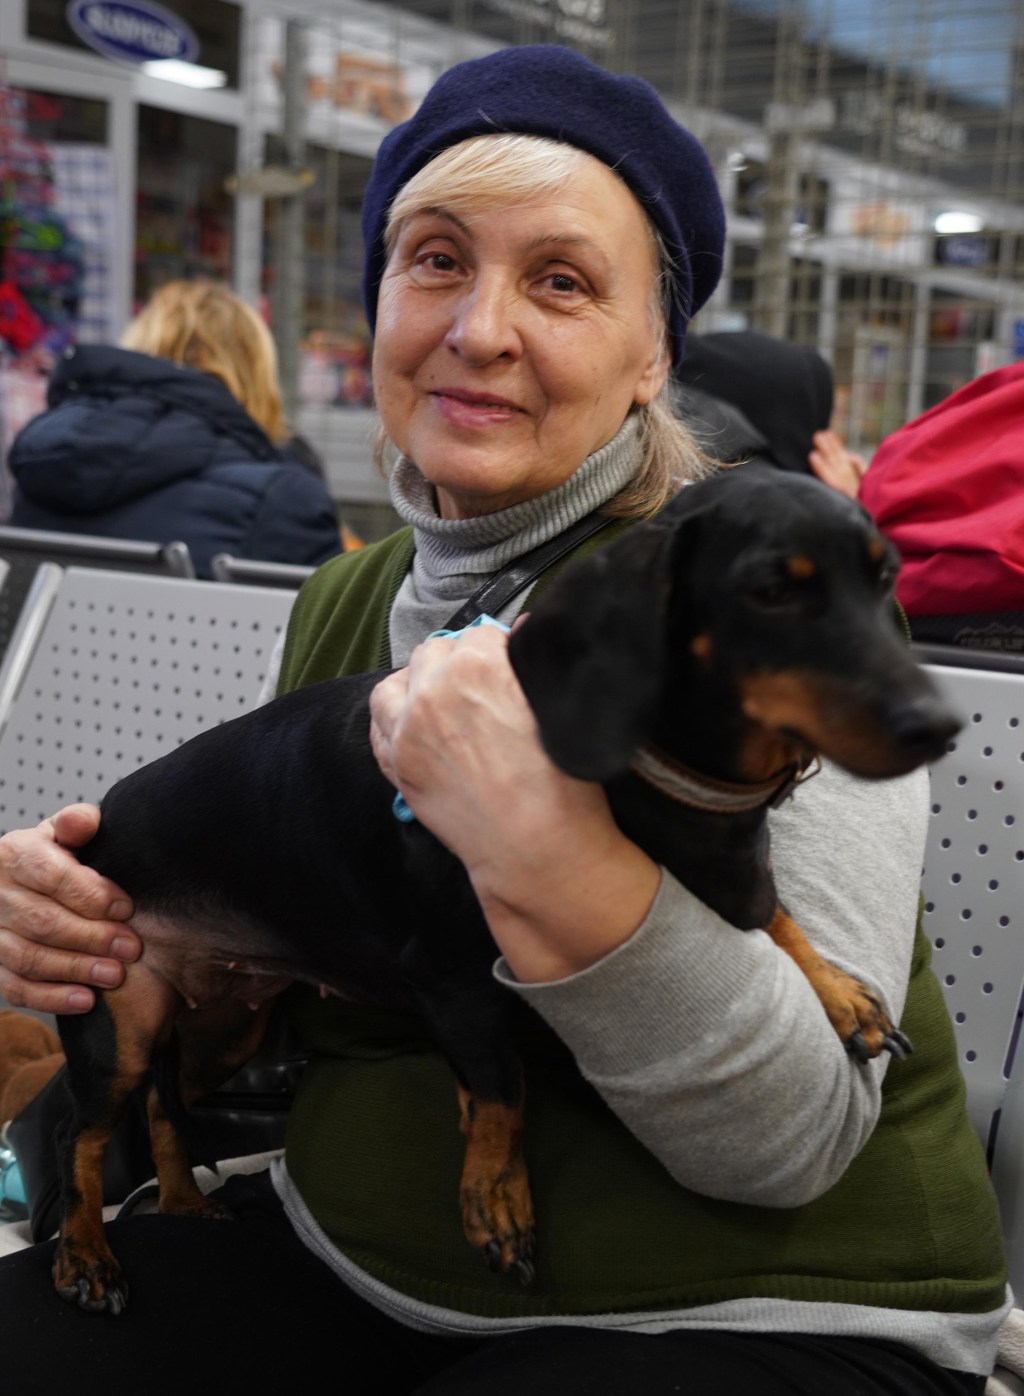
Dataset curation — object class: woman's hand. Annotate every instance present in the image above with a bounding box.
[0,805,139,1015]
[369,623,660,983]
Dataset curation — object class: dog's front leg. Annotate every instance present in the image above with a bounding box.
[455,1072,534,1284]
[765,907,913,1062]
[399,914,535,1285]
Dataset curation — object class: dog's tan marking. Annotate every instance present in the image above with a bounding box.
[739,670,927,779]
[690,633,713,665]
[457,1083,534,1281]
[786,555,816,579]
[868,538,887,562]
[766,908,897,1056]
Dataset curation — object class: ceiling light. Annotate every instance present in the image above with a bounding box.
[141,59,228,88]
[934,211,984,235]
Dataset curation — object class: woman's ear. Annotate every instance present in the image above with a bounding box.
[633,340,671,407]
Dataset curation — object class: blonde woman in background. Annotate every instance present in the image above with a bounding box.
[7,279,343,577]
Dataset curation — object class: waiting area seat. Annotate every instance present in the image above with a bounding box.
[916,645,1024,1296]
[0,527,195,674]
[0,566,294,834]
[211,553,314,590]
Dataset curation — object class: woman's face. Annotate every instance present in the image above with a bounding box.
[372,153,670,520]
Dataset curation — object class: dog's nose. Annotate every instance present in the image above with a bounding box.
[888,693,963,764]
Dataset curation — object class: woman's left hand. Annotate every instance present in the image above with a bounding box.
[369,623,660,983]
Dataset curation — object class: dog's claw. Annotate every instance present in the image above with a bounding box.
[484,1240,503,1273]
[884,1029,914,1060]
[845,1031,872,1065]
[514,1257,535,1286]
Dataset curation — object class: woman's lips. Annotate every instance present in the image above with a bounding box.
[431,389,524,428]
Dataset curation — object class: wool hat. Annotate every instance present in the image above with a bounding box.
[360,44,726,367]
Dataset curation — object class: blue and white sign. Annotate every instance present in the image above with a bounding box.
[66,0,199,66]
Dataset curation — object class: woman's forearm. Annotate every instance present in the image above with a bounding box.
[497,762,929,1206]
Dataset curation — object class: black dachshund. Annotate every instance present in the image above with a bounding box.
[52,464,960,1314]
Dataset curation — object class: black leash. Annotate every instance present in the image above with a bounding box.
[442,509,613,632]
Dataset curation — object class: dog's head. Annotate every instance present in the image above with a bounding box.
[509,464,962,783]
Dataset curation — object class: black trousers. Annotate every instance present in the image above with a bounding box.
[0,1171,986,1396]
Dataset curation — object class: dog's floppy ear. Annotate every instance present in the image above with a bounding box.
[508,518,676,781]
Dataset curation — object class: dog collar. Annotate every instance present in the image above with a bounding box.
[630,744,820,815]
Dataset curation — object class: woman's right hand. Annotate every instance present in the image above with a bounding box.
[0,805,139,1015]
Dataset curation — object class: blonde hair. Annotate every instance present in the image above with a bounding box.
[121,280,289,443]
[378,134,712,518]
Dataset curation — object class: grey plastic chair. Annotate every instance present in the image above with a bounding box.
[917,647,1024,1292]
[0,528,195,678]
[0,567,295,835]
[211,553,314,590]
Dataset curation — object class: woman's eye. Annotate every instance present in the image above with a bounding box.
[418,251,458,273]
[548,272,578,294]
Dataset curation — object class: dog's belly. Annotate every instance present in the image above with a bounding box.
[127,904,421,1016]
[130,911,297,1010]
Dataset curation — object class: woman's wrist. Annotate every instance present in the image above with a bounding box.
[468,813,661,984]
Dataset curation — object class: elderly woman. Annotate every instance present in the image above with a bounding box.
[0,46,1006,1396]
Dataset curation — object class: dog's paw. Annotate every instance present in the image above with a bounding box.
[53,1246,129,1316]
[847,1021,914,1064]
[461,1174,536,1286]
[827,974,914,1063]
[159,1193,235,1222]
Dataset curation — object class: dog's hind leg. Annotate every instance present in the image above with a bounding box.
[145,997,278,1219]
[766,907,913,1062]
[54,969,180,1314]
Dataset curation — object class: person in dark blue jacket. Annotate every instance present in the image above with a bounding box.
[7,279,344,578]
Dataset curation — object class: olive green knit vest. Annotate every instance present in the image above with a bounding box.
[276,533,1007,1319]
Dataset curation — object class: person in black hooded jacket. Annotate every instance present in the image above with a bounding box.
[7,279,344,578]
[672,329,868,496]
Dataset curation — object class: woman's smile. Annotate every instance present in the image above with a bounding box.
[429,386,526,429]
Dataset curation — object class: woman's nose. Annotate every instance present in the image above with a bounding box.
[444,275,522,364]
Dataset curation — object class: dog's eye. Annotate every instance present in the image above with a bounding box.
[871,554,899,596]
[747,577,797,609]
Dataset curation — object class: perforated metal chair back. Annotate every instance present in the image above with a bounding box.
[919,654,1024,1151]
[0,528,195,674]
[211,553,314,590]
[916,648,1024,1292]
[0,567,294,835]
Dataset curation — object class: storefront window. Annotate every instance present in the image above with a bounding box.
[135,105,236,309]
[1,84,117,506]
[262,138,374,411]
[27,0,241,90]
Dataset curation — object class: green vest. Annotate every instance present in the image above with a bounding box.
[277,534,1008,1319]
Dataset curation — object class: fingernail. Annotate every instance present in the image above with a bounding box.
[109,899,132,920]
[67,989,94,1011]
[110,935,137,960]
[90,961,122,987]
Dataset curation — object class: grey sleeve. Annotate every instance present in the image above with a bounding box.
[256,631,287,706]
[493,760,931,1207]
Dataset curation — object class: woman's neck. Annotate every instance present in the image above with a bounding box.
[386,417,643,664]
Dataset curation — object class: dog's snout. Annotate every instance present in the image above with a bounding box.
[887,692,962,765]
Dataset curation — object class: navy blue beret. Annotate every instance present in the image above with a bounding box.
[361,44,726,367]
